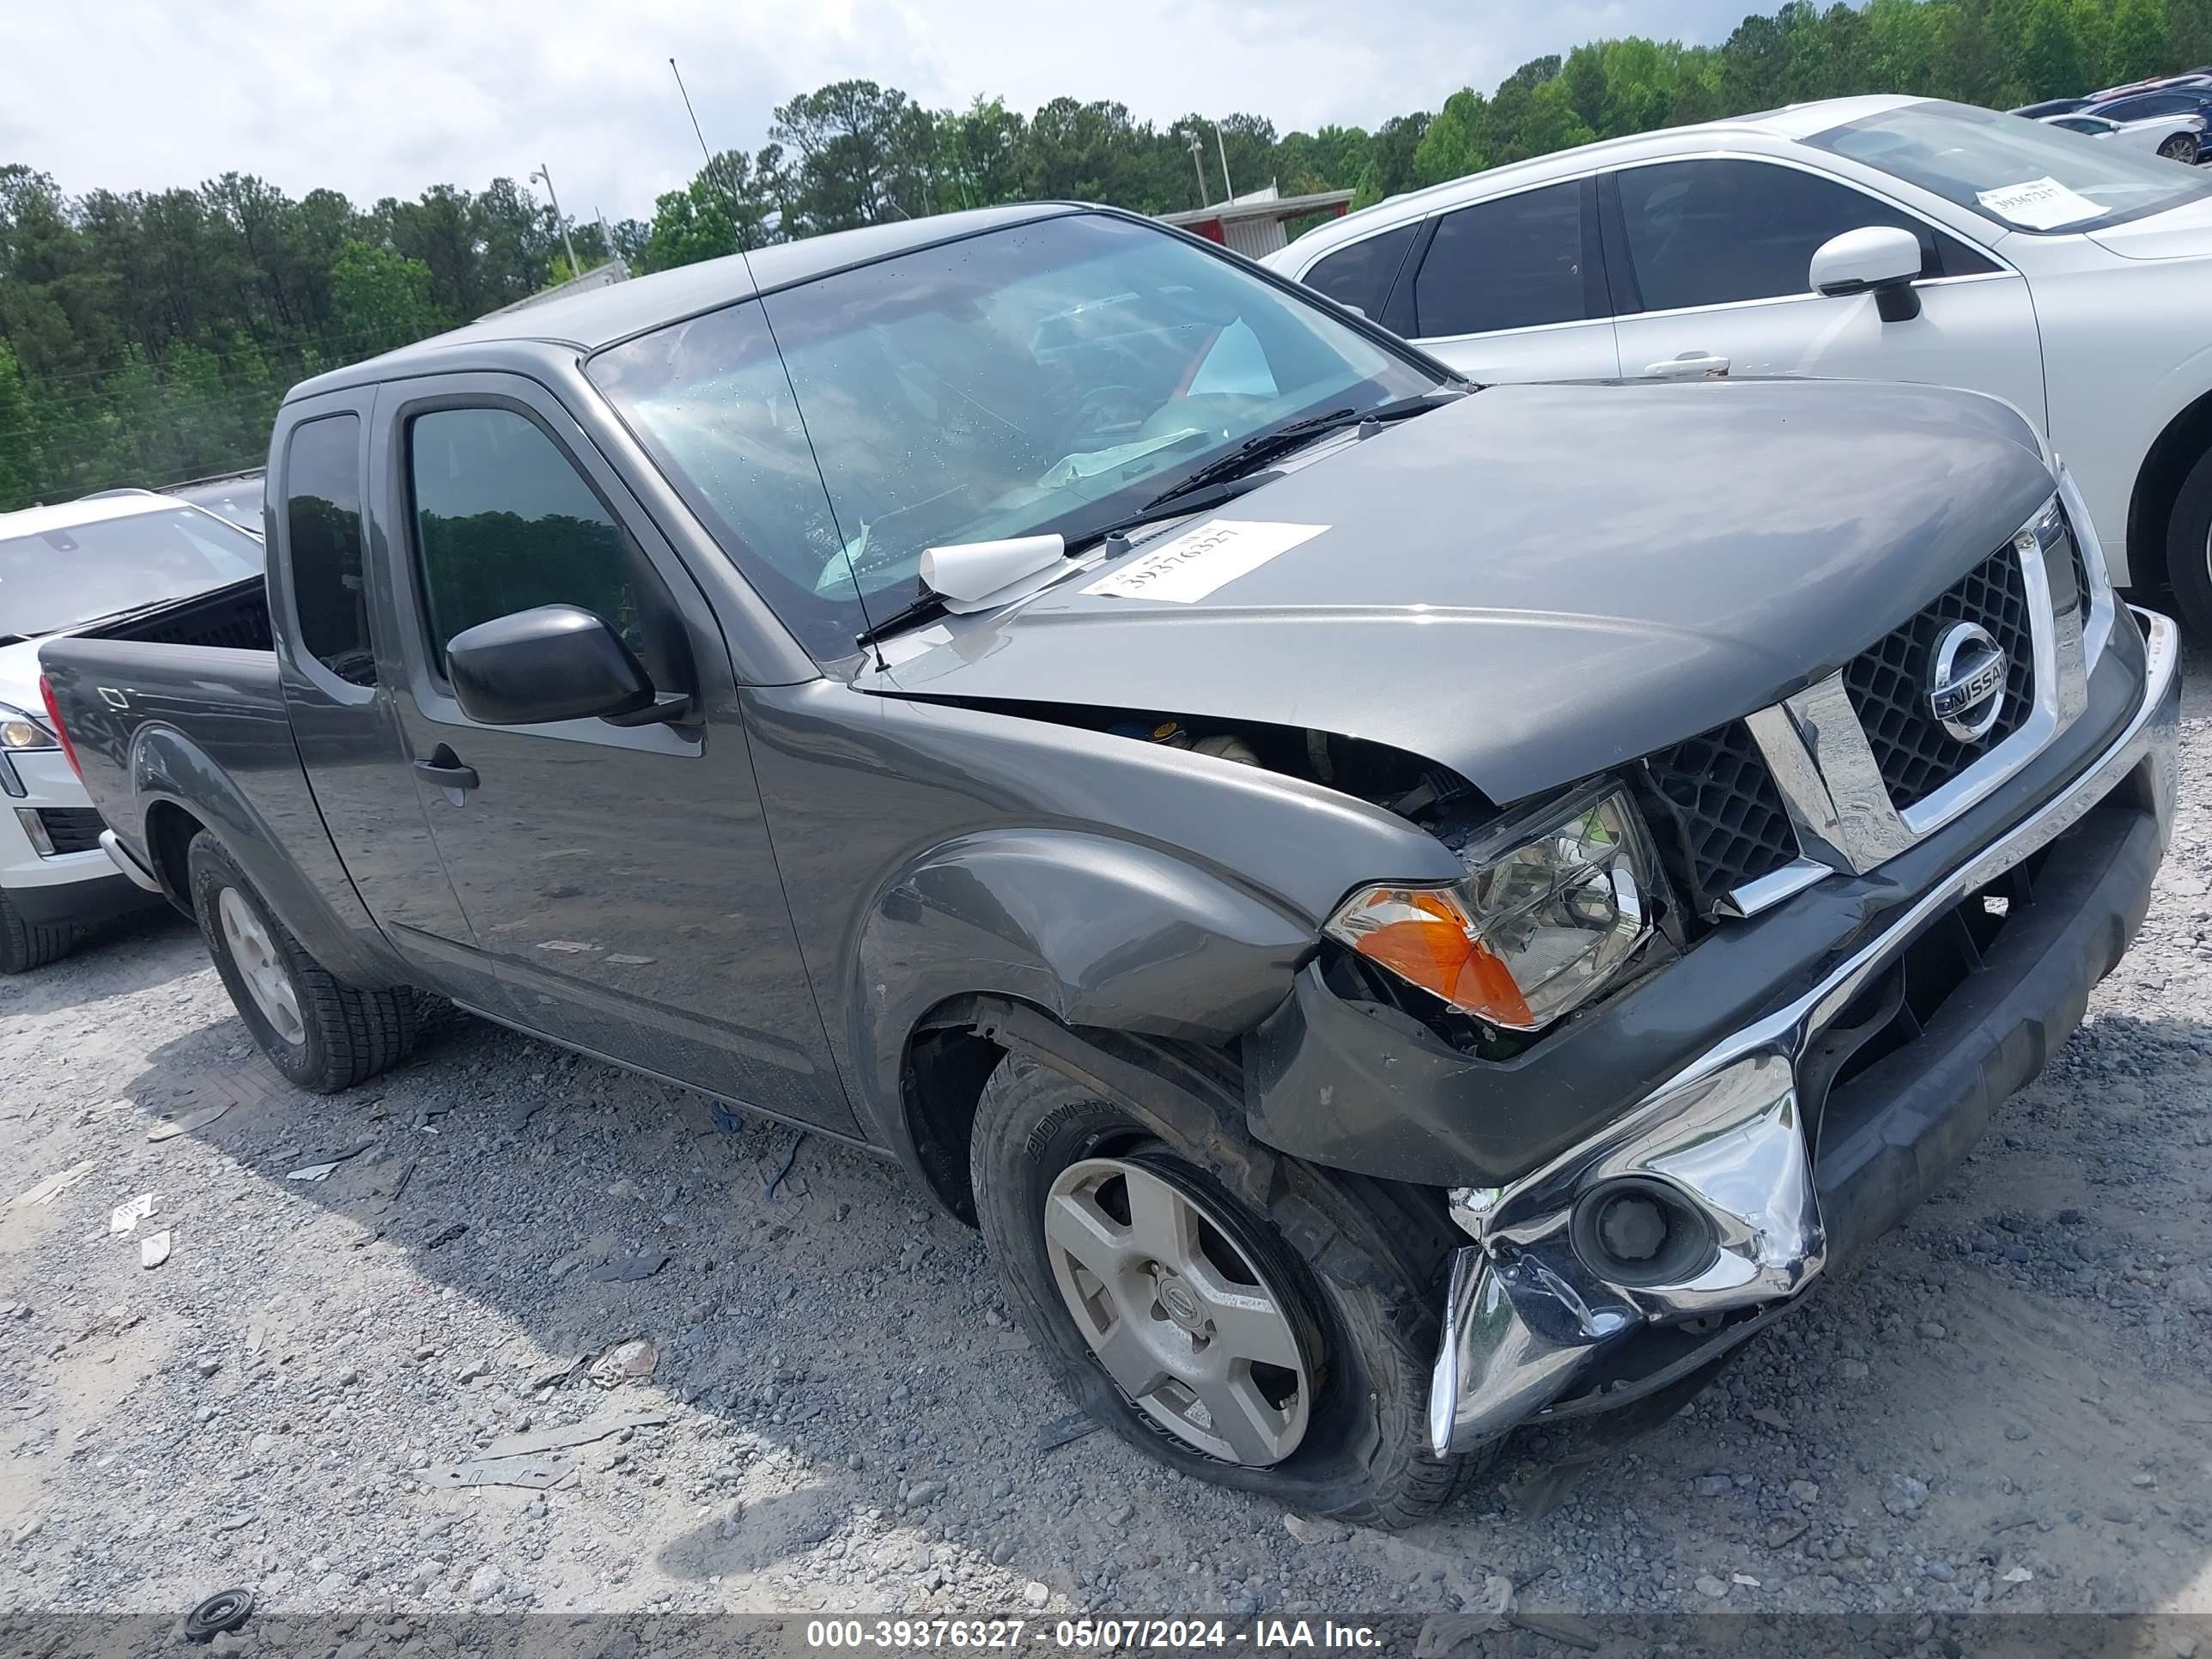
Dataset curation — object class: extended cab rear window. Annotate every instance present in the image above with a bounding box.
[283,415,374,686]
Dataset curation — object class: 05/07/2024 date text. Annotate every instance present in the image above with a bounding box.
[805,1620,1385,1650]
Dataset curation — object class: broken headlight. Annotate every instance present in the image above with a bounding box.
[1325,782,1659,1032]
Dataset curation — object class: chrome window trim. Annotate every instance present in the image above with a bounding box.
[1414,313,1617,347]
[1604,268,2019,330]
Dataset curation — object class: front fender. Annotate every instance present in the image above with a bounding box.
[131,723,404,987]
[850,828,1313,1139]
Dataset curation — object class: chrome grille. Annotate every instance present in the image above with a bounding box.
[1639,721,1800,916]
[1839,543,2037,812]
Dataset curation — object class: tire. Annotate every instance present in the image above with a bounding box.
[2160,132,2202,165]
[186,831,417,1092]
[0,887,84,975]
[2164,444,2212,636]
[969,1049,1470,1528]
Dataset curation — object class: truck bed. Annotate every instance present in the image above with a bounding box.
[37,576,288,890]
[38,573,395,986]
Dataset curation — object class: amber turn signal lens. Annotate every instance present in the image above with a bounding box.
[1333,886,1536,1030]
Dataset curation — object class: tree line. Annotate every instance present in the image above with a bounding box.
[5,0,2210,511]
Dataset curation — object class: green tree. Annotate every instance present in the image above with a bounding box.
[328,239,447,358]
[1413,90,1486,185]
[2018,0,2092,95]
[0,341,36,505]
[2108,0,2173,77]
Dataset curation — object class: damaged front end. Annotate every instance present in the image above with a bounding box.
[1423,607,2179,1459]
[1430,1053,1821,1455]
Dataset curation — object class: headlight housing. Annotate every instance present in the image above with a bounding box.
[1326,782,1660,1032]
[0,703,57,751]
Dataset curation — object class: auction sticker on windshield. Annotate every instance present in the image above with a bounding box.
[1975,176,2104,230]
[1082,520,1328,604]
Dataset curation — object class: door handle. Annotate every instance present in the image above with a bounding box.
[413,745,479,793]
[1643,351,1730,380]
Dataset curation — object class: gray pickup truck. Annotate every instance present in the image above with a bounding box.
[39,203,2180,1526]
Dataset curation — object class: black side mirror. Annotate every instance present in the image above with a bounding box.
[446,605,661,726]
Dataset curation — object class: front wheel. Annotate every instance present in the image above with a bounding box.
[2160,132,2203,165]
[187,831,418,1092]
[969,1050,1468,1527]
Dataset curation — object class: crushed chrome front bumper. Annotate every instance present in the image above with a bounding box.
[1428,606,2181,1459]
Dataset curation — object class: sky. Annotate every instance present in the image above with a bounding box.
[7,1,1757,226]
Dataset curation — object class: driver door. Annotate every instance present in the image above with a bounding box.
[364,371,854,1133]
[1604,157,2046,431]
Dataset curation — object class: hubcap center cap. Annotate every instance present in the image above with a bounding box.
[1154,1273,1206,1333]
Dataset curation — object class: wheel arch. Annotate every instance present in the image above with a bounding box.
[851,826,1318,1200]
[2125,380,2212,595]
[125,723,404,987]
[898,992,1450,1304]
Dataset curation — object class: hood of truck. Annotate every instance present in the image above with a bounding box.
[860,377,2057,806]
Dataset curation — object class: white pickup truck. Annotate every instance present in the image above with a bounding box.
[1,490,264,970]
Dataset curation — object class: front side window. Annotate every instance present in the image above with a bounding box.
[283,416,373,686]
[1808,98,2212,231]
[406,407,681,688]
[0,505,262,641]
[589,210,1438,661]
[1303,222,1419,318]
[1412,182,1587,337]
[1616,158,1969,313]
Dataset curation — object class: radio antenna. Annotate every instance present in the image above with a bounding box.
[667,57,885,665]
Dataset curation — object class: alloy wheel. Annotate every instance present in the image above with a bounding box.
[217,886,306,1047]
[1042,1155,1312,1466]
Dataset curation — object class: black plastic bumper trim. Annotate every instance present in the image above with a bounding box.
[6,871,167,927]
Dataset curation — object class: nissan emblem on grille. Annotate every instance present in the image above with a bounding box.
[1927,621,2008,742]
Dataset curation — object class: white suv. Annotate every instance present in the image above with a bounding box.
[1265,94,2212,629]
[1,491,264,970]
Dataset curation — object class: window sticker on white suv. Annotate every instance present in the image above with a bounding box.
[1083,520,1328,603]
[1975,176,2106,229]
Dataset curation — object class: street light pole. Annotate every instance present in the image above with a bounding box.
[530,164,582,278]
[1188,134,1209,208]
[1215,124,1235,201]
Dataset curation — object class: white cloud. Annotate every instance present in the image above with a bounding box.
[12,0,1752,222]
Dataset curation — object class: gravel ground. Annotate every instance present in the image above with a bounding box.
[4,649,2212,1638]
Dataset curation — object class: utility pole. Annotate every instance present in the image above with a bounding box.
[1188,133,1209,208]
[1215,124,1235,201]
[530,164,581,277]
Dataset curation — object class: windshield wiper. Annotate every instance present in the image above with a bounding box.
[1064,474,1285,559]
[854,589,951,653]
[1139,390,1462,514]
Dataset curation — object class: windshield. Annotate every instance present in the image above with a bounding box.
[169,477,266,534]
[1807,99,2212,232]
[588,211,1441,659]
[0,507,264,637]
